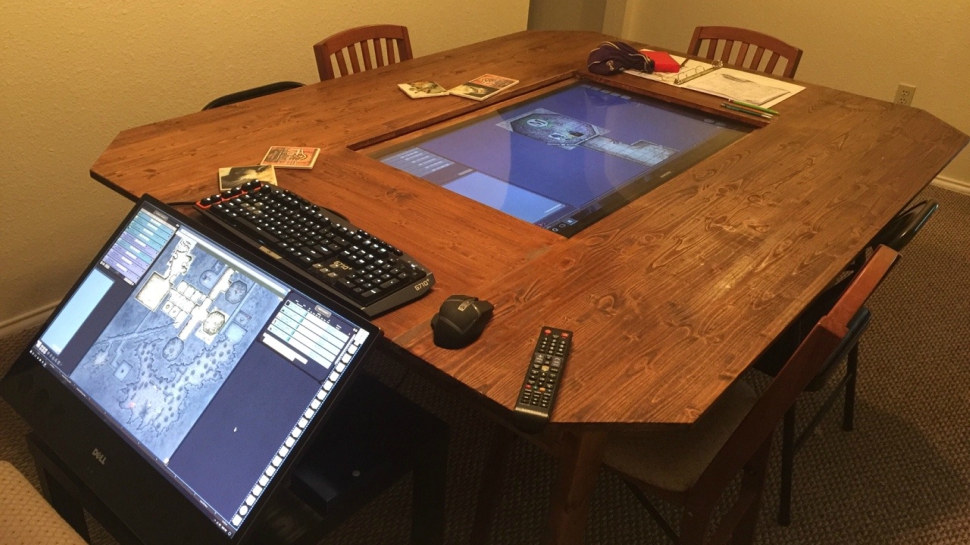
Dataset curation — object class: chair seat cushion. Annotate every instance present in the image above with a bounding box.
[601,379,758,493]
[0,461,88,545]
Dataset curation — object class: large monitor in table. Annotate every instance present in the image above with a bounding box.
[0,197,380,544]
[373,80,750,237]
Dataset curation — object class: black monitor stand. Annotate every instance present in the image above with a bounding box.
[25,372,449,545]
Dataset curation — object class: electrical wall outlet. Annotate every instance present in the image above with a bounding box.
[894,83,916,106]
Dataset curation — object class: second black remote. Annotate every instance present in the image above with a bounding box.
[513,326,572,432]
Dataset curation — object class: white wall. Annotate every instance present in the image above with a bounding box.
[619,0,970,184]
[0,0,529,329]
[529,0,606,31]
[527,0,632,36]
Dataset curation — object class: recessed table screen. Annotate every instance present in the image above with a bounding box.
[374,81,750,237]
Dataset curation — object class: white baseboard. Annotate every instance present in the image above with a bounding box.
[931,175,970,196]
[0,303,58,339]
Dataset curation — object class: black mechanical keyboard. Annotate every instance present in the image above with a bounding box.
[195,181,434,317]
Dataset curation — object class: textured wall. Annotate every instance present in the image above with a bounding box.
[529,0,607,32]
[0,0,528,327]
[620,0,970,183]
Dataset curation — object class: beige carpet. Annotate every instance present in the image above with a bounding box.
[2,184,968,544]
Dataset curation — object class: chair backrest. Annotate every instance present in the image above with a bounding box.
[202,81,305,110]
[688,25,802,79]
[695,245,899,494]
[870,200,938,252]
[313,24,413,81]
[756,199,936,377]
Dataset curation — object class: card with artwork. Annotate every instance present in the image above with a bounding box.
[260,146,320,169]
[470,74,518,89]
[217,165,277,191]
[398,81,450,99]
[449,74,518,101]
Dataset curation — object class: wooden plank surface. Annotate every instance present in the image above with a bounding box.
[401,80,967,425]
[91,30,968,427]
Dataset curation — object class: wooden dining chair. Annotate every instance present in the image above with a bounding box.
[313,24,413,81]
[755,199,938,525]
[687,26,802,79]
[599,245,899,545]
[868,200,939,259]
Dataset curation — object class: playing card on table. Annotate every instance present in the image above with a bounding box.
[448,74,518,101]
[398,81,450,99]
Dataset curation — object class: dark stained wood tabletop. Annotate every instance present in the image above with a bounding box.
[92,30,968,429]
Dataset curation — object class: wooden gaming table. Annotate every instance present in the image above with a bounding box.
[91,30,968,544]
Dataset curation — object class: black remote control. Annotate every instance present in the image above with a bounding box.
[513,326,572,432]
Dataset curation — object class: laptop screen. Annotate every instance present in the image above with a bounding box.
[6,197,380,542]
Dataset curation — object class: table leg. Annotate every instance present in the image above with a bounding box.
[542,429,608,545]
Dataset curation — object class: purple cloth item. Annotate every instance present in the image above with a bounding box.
[587,41,655,75]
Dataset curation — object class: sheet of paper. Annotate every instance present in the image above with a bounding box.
[685,71,789,105]
[684,68,803,106]
[625,56,805,108]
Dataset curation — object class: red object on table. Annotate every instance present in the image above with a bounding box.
[641,50,681,73]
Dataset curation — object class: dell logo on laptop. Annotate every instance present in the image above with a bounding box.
[91,448,107,466]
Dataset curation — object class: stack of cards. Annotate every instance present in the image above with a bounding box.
[397,74,519,101]
[260,146,320,169]
[398,81,449,99]
[449,74,518,101]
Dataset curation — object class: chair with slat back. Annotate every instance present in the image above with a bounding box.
[688,26,802,79]
[754,199,938,525]
[313,24,413,81]
[870,200,939,257]
[599,245,899,545]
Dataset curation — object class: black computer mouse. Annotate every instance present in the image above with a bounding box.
[430,295,494,349]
